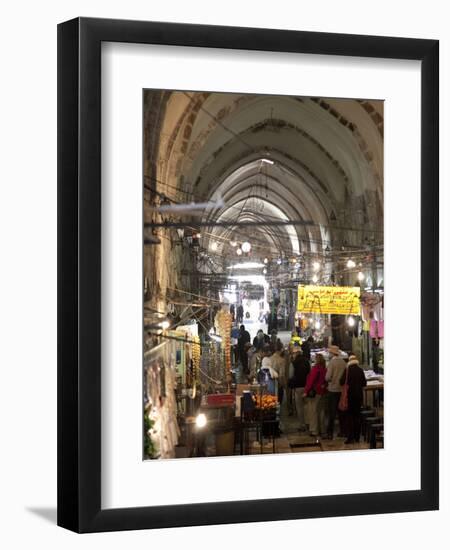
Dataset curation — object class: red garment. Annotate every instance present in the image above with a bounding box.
[304,364,327,395]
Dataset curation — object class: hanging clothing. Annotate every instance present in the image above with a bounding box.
[369,319,385,339]
[369,320,378,338]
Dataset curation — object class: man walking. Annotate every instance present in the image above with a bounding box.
[325,345,347,438]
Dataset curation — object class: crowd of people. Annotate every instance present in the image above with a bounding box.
[235,325,368,444]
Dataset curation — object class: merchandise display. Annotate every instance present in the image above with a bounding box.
[144,343,180,459]
[214,307,233,379]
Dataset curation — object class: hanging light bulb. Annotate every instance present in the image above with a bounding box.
[262,267,267,275]
[346,259,356,269]
[263,257,268,264]
[195,232,201,239]
[312,274,319,283]
[314,320,321,330]
[195,413,207,428]
[357,271,365,281]
[236,248,243,256]
[276,258,282,265]
[347,316,355,327]
[210,242,218,252]
[313,261,320,271]
[241,241,251,253]
[230,240,237,247]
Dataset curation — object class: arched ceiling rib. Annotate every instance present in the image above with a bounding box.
[148,90,384,264]
[158,93,381,199]
[201,158,329,256]
[205,197,301,256]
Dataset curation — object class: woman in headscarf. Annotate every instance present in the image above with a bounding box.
[340,355,367,443]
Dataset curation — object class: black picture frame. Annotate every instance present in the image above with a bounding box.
[57,17,439,533]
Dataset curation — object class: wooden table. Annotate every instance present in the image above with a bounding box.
[364,380,384,407]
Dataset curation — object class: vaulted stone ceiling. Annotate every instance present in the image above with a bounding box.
[144,90,383,272]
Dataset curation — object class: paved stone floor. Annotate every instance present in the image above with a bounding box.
[235,399,376,456]
[245,410,372,455]
[205,409,379,457]
[280,411,371,453]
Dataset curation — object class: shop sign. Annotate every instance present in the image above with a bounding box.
[206,393,235,407]
[297,285,361,315]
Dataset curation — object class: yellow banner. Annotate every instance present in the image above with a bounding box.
[297,285,360,315]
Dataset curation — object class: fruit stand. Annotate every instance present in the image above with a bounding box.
[237,387,280,454]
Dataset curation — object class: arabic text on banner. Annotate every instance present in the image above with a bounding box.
[297,285,361,315]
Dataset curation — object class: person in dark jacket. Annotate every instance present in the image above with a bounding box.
[253,329,269,351]
[237,325,251,375]
[229,303,235,322]
[301,336,314,360]
[339,355,367,443]
[236,304,244,323]
[290,348,311,431]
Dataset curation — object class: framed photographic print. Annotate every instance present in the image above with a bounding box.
[57,17,439,532]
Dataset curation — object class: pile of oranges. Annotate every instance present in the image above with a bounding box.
[252,394,278,410]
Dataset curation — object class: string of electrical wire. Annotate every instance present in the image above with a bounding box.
[157,217,383,262]
[149,214,382,298]
[145,177,383,238]
[263,264,383,287]
[145,180,382,281]
[145,304,212,336]
[221,226,374,256]
[148,214,382,270]
[201,223,382,255]
[158,228,383,270]
[166,285,222,304]
[146,331,213,350]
